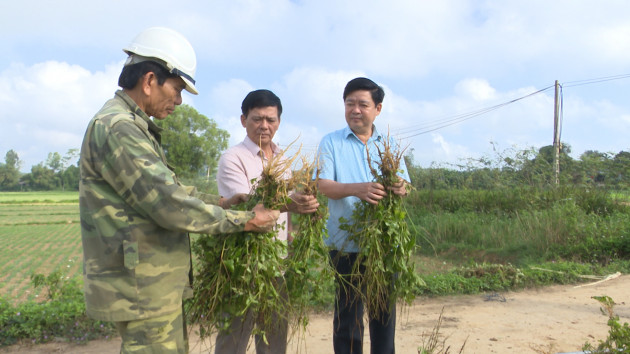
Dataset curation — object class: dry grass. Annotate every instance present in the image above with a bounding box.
[418,307,467,354]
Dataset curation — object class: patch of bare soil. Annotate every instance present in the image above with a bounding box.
[3,274,629,354]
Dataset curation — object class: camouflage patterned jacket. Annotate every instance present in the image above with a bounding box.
[79,90,254,321]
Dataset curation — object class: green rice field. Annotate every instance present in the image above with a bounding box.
[0,191,79,203]
[0,192,82,303]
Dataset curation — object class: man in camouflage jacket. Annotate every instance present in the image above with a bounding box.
[79,27,279,353]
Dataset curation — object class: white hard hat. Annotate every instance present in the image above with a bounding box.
[123,27,198,95]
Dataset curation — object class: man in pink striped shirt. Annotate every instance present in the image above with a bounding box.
[214,89,319,354]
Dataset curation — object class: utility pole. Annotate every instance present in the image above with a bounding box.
[553,80,561,185]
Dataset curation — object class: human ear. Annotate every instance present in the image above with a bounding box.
[142,72,156,96]
[375,103,383,115]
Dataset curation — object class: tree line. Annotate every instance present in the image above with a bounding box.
[406,143,630,190]
[0,105,228,192]
[1,104,629,192]
[0,149,80,191]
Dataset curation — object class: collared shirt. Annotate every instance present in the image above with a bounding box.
[317,125,410,252]
[216,136,289,241]
[79,90,254,321]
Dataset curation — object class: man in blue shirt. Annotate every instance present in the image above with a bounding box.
[317,77,410,354]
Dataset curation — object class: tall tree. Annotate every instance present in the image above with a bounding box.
[155,104,229,179]
[59,149,79,190]
[43,152,63,189]
[61,148,79,171]
[5,150,21,171]
[27,163,57,190]
[46,152,62,173]
[0,150,21,190]
[579,150,612,185]
[61,165,80,190]
[518,144,575,186]
[611,150,630,187]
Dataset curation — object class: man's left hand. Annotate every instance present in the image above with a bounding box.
[286,192,319,214]
[388,177,408,197]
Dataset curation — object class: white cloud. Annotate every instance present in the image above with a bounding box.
[432,133,452,156]
[0,60,119,170]
[206,79,254,117]
[2,1,630,172]
[274,67,362,129]
[591,24,630,64]
[455,79,497,101]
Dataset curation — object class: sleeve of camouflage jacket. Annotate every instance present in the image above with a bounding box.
[182,184,221,204]
[99,118,253,234]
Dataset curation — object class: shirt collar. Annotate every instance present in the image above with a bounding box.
[115,90,163,136]
[243,135,280,158]
[343,125,382,143]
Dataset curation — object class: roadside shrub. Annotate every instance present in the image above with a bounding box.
[418,263,525,296]
[550,210,630,264]
[573,187,625,216]
[582,296,630,353]
[30,269,82,301]
[0,268,115,347]
[405,186,624,216]
[408,187,630,267]
[416,261,630,297]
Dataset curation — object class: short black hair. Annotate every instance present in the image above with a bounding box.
[241,89,283,117]
[343,77,385,105]
[118,61,178,90]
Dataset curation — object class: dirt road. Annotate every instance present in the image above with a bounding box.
[4,274,629,354]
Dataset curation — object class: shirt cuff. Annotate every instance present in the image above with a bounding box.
[225,210,255,229]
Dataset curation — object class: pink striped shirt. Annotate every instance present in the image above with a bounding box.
[216,136,289,241]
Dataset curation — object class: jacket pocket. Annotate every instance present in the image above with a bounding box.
[123,239,139,270]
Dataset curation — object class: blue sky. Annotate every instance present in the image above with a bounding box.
[2,0,630,172]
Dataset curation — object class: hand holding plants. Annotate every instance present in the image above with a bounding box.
[243,204,280,232]
[285,192,319,214]
[219,193,249,209]
[341,137,421,317]
[358,182,388,204]
[387,177,408,196]
[318,179,388,205]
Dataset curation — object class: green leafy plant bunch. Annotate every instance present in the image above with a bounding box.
[285,157,334,330]
[188,152,293,341]
[188,149,332,341]
[342,137,424,318]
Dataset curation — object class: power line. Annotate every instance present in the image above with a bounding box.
[393,72,630,141]
[284,73,630,152]
[562,73,630,88]
[394,85,554,140]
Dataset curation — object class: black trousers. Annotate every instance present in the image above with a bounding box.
[329,250,396,354]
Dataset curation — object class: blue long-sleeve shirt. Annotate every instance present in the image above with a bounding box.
[317,125,410,252]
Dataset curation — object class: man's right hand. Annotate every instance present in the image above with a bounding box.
[243,204,280,232]
[319,179,386,205]
[357,182,387,205]
[220,193,249,209]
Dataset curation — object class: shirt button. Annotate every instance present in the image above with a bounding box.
[234,219,240,224]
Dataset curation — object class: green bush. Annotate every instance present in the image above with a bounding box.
[418,263,525,296]
[550,210,630,263]
[405,186,625,216]
[582,296,630,353]
[416,261,630,297]
[407,187,630,267]
[0,269,115,347]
